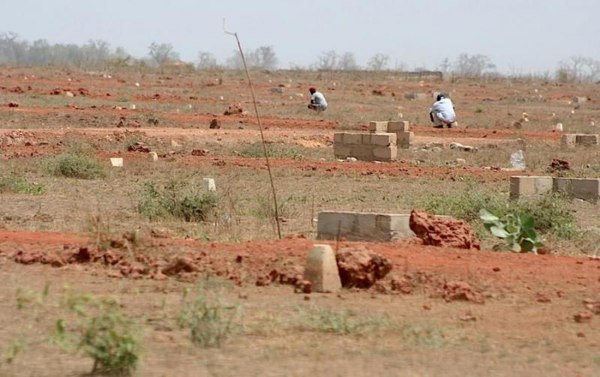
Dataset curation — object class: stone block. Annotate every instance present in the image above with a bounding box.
[373,146,397,161]
[376,214,415,240]
[368,121,388,133]
[573,96,588,104]
[370,133,397,146]
[333,133,344,144]
[388,121,410,132]
[317,211,357,240]
[350,145,373,159]
[333,144,352,158]
[561,134,577,149]
[148,152,158,162]
[397,131,415,148]
[361,134,371,144]
[110,157,123,167]
[343,133,363,145]
[576,134,599,146]
[509,176,553,199]
[554,178,600,203]
[303,244,342,293]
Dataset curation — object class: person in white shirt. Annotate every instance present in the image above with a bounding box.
[430,93,456,128]
[308,87,328,111]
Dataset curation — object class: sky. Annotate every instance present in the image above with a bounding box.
[2,0,599,73]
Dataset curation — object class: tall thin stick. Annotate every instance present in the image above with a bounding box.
[223,20,282,239]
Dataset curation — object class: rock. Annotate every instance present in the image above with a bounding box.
[191,149,208,156]
[456,158,466,165]
[270,87,284,94]
[345,157,358,162]
[294,280,312,294]
[148,152,158,162]
[409,210,480,250]
[170,140,181,148]
[150,227,172,238]
[162,256,196,276]
[574,311,593,323]
[128,142,150,153]
[209,118,221,129]
[336,246,392,288]
[550,158,570,172]
[8,101,19,108]
[303,244,342,293]
[223,104,244,116]
[390,275,413,294]
[441,281,485,304]
[450,142,478,152]
[65,91,75,97]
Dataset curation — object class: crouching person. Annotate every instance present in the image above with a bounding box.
[308,87,328,111]
[430,93,456,128]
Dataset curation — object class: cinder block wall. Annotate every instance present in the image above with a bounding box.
[333,132,397,161]
[316,211,415,241]
[510,176,600,203]
[561,134,599,148]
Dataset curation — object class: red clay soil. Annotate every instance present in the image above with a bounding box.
[0,229,598,298]
[411,125,562,142]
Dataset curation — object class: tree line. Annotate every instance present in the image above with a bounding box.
[1,32,599,82]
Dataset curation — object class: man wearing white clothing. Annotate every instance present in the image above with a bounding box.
[308,87,328,111]
[430,93,456,128]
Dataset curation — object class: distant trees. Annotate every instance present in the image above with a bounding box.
[556,56,600,83]
[226,46,278,70]
[452,53,496,78]
[196,51,218,69]
[367,53,390,71]
[148,42,179,67]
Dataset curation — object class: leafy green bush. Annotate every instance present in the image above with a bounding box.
[422,190,577,239]
[47,153,106,179]
[56,295,139,376]
[137,181,218,222]
[237,142,304,160]
[480,209,543,253]
[177,288,240,348]
[0,175,44,195]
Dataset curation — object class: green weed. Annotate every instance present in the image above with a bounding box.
[46,152,106,179]
[137,181,218,222]
[237,142,304,160]
[0,175,45,195]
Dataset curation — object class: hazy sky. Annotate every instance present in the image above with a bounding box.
[2,0,599,73]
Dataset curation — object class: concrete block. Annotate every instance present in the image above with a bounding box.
[388,121,410,132]
[333,133,344,144]
[373,146,397,161]
[370,133,397,146]
[397,131,415,148]
[110,158,123,167]
[573,96,588,104]
[317,211,357,240]
[343,133,363,145]
[350,145,373,159]
[554,178,600,203]
[509,176,553,199]
[561,134,577,149]
[333,145,352,158]
[368,121,388,133]
[148,152,158,162]
[361,134,371,144]
[576,134,599,146]
[317,211,417,242]
[303,244,342,293]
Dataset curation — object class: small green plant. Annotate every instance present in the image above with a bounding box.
[0,175,45,195]
[474,108,483,113]
[177,287,241,348]
[137,181,218,222]
[480,209,543,253]
[56,294,139,376]
[299,308,396,335]
[47,152,106,179]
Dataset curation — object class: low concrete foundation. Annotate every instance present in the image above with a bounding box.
[510,176,553,199]
[316,211,415,241]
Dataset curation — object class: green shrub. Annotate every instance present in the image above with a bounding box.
[177,288,240,348]
[422,190,577,239]
[56,295,139,376]
[47,153,105,179]
[480,209,543,253]
[137,181,218,222]
[237,142,304,160]
[0,175,44,195]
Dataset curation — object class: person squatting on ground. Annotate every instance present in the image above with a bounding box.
[430,93,456,128]
[308,87,328,111]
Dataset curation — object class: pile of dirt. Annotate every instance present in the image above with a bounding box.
[223,104,245,116]
[0,130,37,146]
[436,281,485,304]
[128,142,151,153]
[409,210,480,250]
[336,246,392,288]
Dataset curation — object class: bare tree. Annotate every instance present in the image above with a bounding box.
[148,42,180,67]
[438,57,451,73]
[453,53,496,78]
[557,56,600,83]
[367,53,390,71]
[337,52,359,71]
[197,51,218,69]
[252,46,278,70]
[313,50,338,71]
